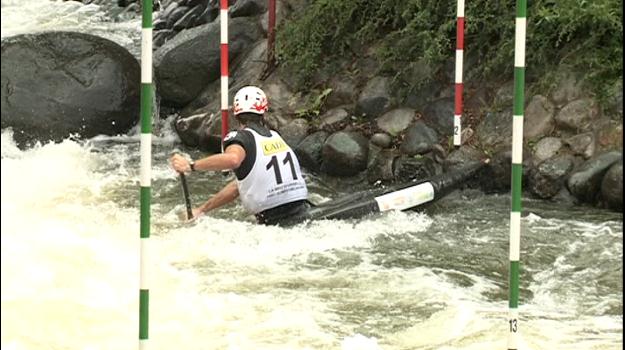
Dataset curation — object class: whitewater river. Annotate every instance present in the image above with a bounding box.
[1,1,622,349]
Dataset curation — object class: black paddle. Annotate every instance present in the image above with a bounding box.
[179,172,193,220]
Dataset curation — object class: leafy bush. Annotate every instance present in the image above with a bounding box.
[277,0,622,102]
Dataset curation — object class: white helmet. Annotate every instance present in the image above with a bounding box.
[233,86,269,116]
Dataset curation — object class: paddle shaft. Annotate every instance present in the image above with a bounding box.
[179,172,193,220]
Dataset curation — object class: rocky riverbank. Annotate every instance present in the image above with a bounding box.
[3,0,622,211]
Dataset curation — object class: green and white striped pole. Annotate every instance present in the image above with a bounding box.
[139,0,153,348]
[508,0,526,348]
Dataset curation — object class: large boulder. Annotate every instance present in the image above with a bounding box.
[174,112,238,153]
[294,131,329,172]
[231,0,267,18]
[367,148,399,183]
[1,32,140,148]
[154,17,262,106]
[376,108,415,137]
[528,154,576,199]
[555,98,600,132]
[279,118,309,148]
[399,121,439,156]
[320,131,369,177]
[393,154,439,182]
[523,95,555,141]
[567,151,622,204]
[601,161,623,211]
[319,107,350,132]
[532,137,563,164]
[354,76,392,120]
[476,110,513,153]
[421,97,455,137]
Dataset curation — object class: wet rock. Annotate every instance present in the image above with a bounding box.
[600,161,623,211]
[564,132,596,159]
[532,137,563,164]
[399,121,439,156]
[595,119,623,152]
[567,151,622,204]
[279,118,308,148]
[367,149,399,183]
[320,131,369,176]
[492,80,514,108]
[319,107,350,132]
[376,108,415,136]
[476,110,513,153]
[528,154,576,199]
[370,133,393,149]
[551,71,583,107]
[154,17,262,106]
[325,75,358,108]
[444,145,485,172]
[393,155,438,182]
[231,0,267,18]
[172,4,206,31]
[1,32,140,148]
[355,76,392,120]
[294,131,329,172]
[420,97,455,137]
[524,95,555,141]
[174,112,238,152]
[555,98,600,132]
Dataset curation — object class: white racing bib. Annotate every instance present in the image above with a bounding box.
[237,129,308,213]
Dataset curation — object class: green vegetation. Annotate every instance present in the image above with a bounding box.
[295,88,333,119]
[276,0,622,103]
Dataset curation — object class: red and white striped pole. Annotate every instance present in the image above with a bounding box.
[267,0,276,69]
[453,0,465,146]
[220,0,229,149]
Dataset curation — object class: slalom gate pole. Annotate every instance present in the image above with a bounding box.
[508,0,527,348]
[453,0,465,146]
[139,0,153,348]
[267,0,276,69]
[220,0,229,150]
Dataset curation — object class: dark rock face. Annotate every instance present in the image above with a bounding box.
[476,111,513,153]
[555,98,600,132]
[154,17,262,107]
[528,154,576,199]
[600,161,623,210]
[523,94,555,141]
[367,148,399,183]
[294,131,329,172]
[320,131,369,177]
[1,32,140,148]
[174,111,239,153]
[420,97,455,137]
[355,76,392,120]
[393,155,438,182]
[399,121,439,156]
[230,0,268,18]
[567,151,622,204]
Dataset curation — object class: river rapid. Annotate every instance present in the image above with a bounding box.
[1,1,622,349]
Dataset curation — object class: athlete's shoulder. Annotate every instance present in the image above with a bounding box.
[224,130,239,142]
[224,129,255,149]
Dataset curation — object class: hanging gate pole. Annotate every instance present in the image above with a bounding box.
[139,0,153,348]
[267,0,277,69]
[453,0,465,146]
[508,0,526,348]
[220,0,229,148]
